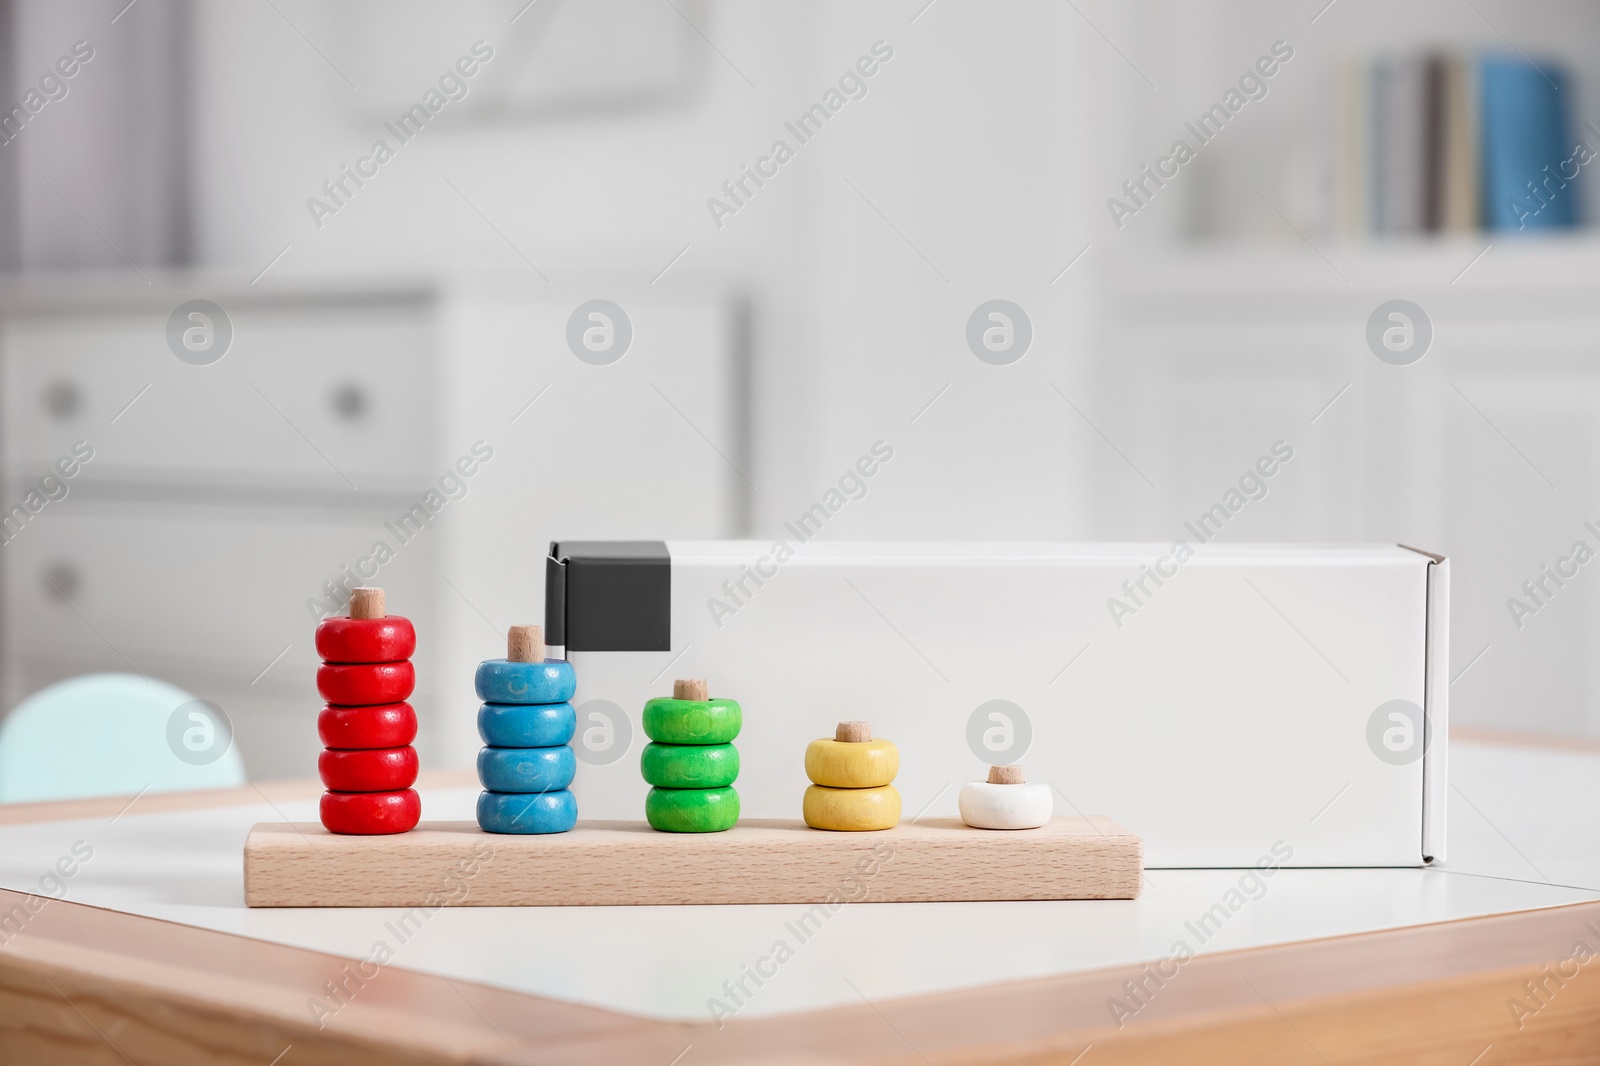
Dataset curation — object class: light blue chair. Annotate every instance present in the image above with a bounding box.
[0,674,246,803]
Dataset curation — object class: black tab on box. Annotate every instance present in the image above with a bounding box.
[546,541,671,652]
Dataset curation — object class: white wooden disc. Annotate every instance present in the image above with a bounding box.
[958,781,1053,830]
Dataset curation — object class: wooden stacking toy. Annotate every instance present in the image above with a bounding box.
[803,721,901,831]
[314,587,420,834]
[248,688,1145,904]
[641,678,741,832]
[474,625,578,834]
[958,764,1053,830]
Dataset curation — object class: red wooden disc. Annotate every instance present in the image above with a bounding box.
[318,746,418,792]
[318,702,417,750]
[320,789,421,835]
[317,660,415,706]
[315,615,416,664]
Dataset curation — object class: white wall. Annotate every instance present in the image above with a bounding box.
[168,0,1600,747]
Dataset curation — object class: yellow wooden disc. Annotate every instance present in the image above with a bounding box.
[804,737,899,788]
[802,784,901,831]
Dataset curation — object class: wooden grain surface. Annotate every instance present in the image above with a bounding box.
[348,587,383,619]
[244,816,1144,907]
[674,677,709,701]
[506,624,541,663]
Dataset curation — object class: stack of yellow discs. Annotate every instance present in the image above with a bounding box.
[802,721,900,831]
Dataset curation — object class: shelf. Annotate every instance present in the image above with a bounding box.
[1104,233,1600,296]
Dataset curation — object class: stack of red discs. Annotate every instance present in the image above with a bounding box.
[314,586,420,834]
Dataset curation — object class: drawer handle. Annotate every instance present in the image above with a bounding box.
[43,380,82,421]
[42,562,80,601]
[331,383,367,422]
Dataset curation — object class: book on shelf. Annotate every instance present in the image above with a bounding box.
[1480,56,1573,231]
[1336,52,1575,236]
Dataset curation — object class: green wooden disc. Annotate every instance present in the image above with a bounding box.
[641,697,742,745]
[641,742,740,789]
[645,785,740,832]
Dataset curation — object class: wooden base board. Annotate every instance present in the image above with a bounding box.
[243,816,1142,907]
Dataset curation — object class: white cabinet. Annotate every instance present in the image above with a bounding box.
[0,277,746,779]
[0,285,441,780]
[1100,241,1600,738]
[6,296,434,490]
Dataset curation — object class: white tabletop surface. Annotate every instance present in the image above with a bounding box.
[0,739,1594,1023]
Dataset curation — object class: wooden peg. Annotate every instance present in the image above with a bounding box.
[835,721,871,743]
[673,678,709,701]
[507,625,544,663]
[349,587,384,620]
[988,765,1025,785]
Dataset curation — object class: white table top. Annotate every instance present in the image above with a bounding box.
[0,739,1593,1022]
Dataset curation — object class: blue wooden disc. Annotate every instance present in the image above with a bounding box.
[477,702,576,748]
[476,744,575,793]
[473,658,576,705]
[477,789,577,834]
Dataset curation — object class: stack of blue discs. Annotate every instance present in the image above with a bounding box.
[474,625,578,834]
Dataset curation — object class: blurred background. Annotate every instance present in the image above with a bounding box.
[0,0,1596,792]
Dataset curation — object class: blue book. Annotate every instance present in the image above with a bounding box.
[1480,55,1575,231]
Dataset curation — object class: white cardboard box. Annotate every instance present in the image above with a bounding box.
[549,541,1447,868]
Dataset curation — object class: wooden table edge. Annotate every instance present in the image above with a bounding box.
[3,744,1597,1062]
[0,769,477,826]
[1,886,1597,1064]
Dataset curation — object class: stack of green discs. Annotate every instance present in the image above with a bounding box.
[641,678,741,832]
